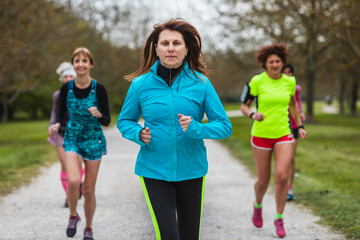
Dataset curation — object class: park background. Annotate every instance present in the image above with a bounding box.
[0,0,359,239]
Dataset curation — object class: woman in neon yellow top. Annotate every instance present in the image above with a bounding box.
[240,43,307,238]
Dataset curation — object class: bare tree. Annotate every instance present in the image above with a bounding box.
[327,0,360,115]
[215,0,338,121]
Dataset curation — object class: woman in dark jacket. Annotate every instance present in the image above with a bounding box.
[50,47,110,240]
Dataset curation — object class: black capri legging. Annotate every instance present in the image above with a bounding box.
[140,176,206,240]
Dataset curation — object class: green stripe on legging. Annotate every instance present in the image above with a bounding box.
[139,176,161,240]
[140,176,206,240]
[199,175,206,240]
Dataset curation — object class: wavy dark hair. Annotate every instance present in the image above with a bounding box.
[281,63,294,74]
[255,43,288,69]
[125,18,208,81]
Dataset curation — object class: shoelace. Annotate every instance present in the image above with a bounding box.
[84,228,93,237]
[276,219,284,228]
[68,216,79,228]
[254,208,262,218]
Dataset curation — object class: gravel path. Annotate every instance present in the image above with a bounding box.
[0,126,345,240]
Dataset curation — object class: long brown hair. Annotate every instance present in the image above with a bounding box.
[125,18,208,81]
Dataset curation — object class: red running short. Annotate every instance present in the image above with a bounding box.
[251,134,294,150]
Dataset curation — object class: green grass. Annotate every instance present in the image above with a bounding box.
[110,113,119,126]
[223,102,241,111]
[221,113,360,239]
[0,115,118,196]
[223,99,360,114]
[0,121,57,195]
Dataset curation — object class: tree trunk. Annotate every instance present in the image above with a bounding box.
[303,34,318,122]
[305,48,317,122]
[30,106,38,120]
[0,95,8,122]
[350,78,358,116]
[339,76,346,114]
[305,70,315,122]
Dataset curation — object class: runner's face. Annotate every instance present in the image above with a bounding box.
[156,30,188,69]
[282,67,293,76]
[73,54,92,76]
[63,74,74,83]
[266,54,283,77]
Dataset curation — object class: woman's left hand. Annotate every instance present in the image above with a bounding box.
[178,114,192,132]
[88,106,102,118]
[299,128,307,139]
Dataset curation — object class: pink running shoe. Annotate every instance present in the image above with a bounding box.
[274,218,286,238]
[252,205,263,228]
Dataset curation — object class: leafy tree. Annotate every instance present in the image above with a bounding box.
[0,0,144,121]
[0,0,87,121]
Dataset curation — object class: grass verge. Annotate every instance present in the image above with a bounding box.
[0,121,57,195]
[221,114,360,239]
[0,117,118,196]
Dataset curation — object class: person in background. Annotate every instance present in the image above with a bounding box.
[281,63,306,201]
[50,48,110,240]
[117,19,232,240]
[240,44,306,238]
[47,62,85,208]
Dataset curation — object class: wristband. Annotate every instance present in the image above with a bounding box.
[298,125,305,129]
[249,112,255,119]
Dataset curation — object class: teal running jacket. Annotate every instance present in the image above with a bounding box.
[117,60,232,182]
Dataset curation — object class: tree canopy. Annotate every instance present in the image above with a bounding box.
[212,0,359,118]
[0,0,358,121]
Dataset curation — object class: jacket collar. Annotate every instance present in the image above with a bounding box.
[150,59,190,80]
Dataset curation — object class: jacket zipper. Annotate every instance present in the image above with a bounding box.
[169,79,178,181]
[169,69,172,87]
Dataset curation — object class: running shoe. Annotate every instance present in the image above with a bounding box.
[83,227,94,240]
[66,213,81,237]
[287,188,295,201]
[274,218,286,238]
[64,198,69,208]
[252,204,263,228]
[287,193,295,201]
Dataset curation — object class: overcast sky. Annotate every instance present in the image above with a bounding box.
[146,0,252,52]
[146,0,222,49]
[57,0,246,51]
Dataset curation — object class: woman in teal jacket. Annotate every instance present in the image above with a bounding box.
[117,19,232,240]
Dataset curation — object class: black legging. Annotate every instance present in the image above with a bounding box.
[140,176,205,240]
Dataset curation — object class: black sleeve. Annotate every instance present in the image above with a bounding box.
[240,82,255,103]
[56,83,69,125]
[96,83,111,126]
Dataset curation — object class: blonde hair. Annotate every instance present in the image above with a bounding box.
[71,47,94,65]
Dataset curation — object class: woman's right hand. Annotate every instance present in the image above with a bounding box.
[49,123,60,137]
[252,112,266,121]
[298,128,307,140]
[48,126,53,137]
[140,127,151,144]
